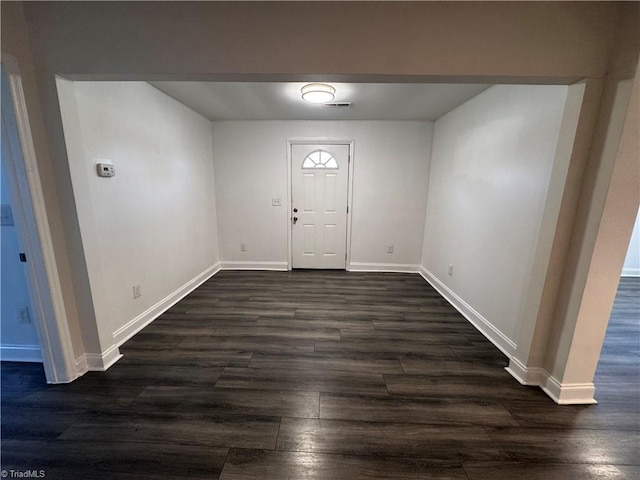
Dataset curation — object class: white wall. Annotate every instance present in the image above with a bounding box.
[57,81,219,361]
[212,121,432,270]
[421,85,569,353]
[1,157,42,361]
[622,208,640,276]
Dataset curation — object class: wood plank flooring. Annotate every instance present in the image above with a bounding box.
[2,271,638,479]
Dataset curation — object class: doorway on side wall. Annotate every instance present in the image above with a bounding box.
[1,129,41,363]
[290,142,352,269]
[1,56,77,383]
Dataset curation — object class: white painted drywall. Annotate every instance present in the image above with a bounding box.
[212,121,432,268]
[1,157,42,360]
[57,81,219,354]
[622,208,640,276]
[422,85,569,346]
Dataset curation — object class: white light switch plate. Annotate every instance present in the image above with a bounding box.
[1,204,14,226]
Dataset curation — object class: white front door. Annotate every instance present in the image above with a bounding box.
[291,144,349,269]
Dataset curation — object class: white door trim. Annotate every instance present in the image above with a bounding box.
[1,53,78,383]
[286,139,355,270]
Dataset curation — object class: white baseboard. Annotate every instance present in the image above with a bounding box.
[505,357,545,385]
[540,375,597,405]
[622,267,640,277]
[420,266,598,405]
[506,357,597,405]
[418,266,516,358]
[112,263,221,346]
[219,261,419,273]
[75,343,122,374]
[220,261,288,271]
[74,263,221,377]
[418,267,596,405]
[348,262,420,273]
[0,344,42,363]
[75,355,87,375]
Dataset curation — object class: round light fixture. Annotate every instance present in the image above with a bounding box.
[301,83,336,104]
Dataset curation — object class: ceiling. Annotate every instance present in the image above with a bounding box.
[150,82,490,121]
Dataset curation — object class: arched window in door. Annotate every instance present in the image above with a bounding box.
[302,150,338,169]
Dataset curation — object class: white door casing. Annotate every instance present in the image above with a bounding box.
[291,144,349,269]
[1,55,77,382]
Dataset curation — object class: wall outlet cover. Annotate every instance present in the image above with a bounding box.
[96,163,116,177]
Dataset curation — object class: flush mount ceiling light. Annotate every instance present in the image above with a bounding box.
[301,83,336,104]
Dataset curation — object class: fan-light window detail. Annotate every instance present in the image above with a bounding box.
[302,150,339,169]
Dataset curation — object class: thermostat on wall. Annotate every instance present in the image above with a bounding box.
[96,163,115,178]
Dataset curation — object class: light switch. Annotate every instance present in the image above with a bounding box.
[272,197,282,206]
[1,204,14,226]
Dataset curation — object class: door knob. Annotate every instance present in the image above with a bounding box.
[293,216,298,224]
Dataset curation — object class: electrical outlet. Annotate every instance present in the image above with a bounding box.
[448,264,454,276]
[240,243,247,252]
[272,197,282,206]
[96,162,116,178]
[18,307,31,324]
[133,284,142,299]
[387,245,394,254]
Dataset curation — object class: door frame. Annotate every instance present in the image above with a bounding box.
[286,139,355,270]
[1,53,77,383]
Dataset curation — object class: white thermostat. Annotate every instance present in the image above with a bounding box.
[96,163,115,177]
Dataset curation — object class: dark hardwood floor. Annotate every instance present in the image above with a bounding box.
[2,271,638,479]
